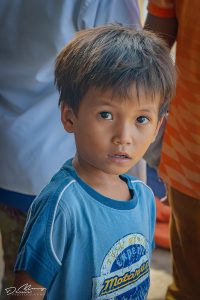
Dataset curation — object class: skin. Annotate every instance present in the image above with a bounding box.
[11,85,163,299]
[62,85,163,200]
[144,13,177,48]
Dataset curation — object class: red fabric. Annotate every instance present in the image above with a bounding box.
[155,197,170,249]
[147,2,176,18]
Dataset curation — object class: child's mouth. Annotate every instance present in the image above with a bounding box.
[108,153,131,160]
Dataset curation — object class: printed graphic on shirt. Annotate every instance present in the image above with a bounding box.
[92,233,150,300]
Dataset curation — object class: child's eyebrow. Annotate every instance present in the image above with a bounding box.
[100,102,115,106]
[97,102,157,113]
[136,108,157,114]
[93,99,116,107]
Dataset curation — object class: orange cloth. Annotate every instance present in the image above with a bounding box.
[148,0,200,200]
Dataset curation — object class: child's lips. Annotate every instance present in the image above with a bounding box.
[108,152,131,161]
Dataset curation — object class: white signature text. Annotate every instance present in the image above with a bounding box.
[5,283,46,296]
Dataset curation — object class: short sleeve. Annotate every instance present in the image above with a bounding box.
[14,190,71,289]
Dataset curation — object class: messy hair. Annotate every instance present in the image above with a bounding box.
[55,24,176,116]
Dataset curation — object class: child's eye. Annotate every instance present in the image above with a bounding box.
[99,112,113,120]
[136,116,149,125]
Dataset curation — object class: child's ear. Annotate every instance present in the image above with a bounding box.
[151,114,165,143]
[61,102,77,133]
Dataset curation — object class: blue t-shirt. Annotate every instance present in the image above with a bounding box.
[15,159,155,300]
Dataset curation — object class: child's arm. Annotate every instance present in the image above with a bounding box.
[9,271,46,300]
[144,1,178,48]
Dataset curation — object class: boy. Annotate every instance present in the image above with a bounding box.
[10,25,176,300]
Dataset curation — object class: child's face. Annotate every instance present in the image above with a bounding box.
[62,86,163,176]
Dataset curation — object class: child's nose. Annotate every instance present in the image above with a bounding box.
[111,123,132,145]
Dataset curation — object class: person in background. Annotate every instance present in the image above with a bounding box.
[11,24,176,300]
[0,0,141,294]
[145,0,200,299]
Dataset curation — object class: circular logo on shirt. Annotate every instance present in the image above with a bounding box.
[92,233,150,300]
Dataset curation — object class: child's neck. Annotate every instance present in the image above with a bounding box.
[72,158,131,201]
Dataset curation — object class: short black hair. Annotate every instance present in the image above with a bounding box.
[55,24,176,116]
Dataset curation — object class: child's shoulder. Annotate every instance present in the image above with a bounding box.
[123,174,156,220]
[31,159,77,213]
[15,162,78,279]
